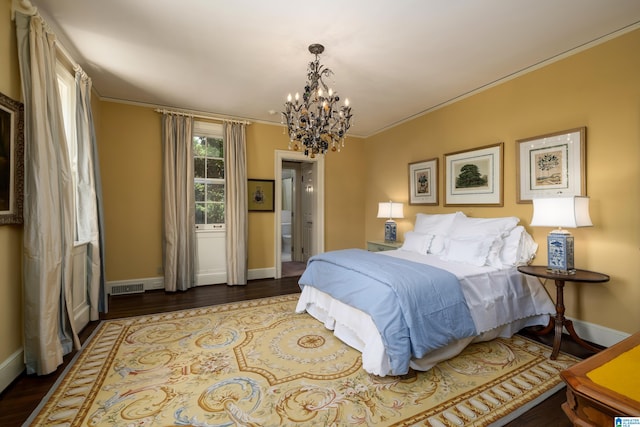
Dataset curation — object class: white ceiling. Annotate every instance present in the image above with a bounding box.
[30,0,640,137]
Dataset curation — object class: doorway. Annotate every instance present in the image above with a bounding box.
[274,150,324,278]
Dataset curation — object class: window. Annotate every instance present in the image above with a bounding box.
[193,121,225,230]
[56,62,82,242]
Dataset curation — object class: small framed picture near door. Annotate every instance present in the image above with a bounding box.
[409,158,438,205]
[248,179,275,212]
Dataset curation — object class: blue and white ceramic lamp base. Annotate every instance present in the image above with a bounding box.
[547,231,576,275]
[384,220,397,243]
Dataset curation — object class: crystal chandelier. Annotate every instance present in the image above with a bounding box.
[282,44,353,158]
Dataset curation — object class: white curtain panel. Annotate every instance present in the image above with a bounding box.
[162,114,196,291]
[75,70,105,318]
[16,12,79,375]
[224,122,248,285]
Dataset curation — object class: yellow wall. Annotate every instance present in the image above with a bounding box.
[365,29,640,335]
[0,0,24,369]
[97,106,366,280]
[98,103,163,280]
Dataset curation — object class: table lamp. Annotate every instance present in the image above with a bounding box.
[530,196,593,275]
[377,201,404,242]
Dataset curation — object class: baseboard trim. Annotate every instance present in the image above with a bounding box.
[107,267,277,294]
[0,349,24,394]
[248,267,276,281]
[568,317,631,348]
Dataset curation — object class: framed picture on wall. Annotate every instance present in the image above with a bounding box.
[248,179,275,212]
[408,158,438,205]
[0,92,24,225]
[516,127,586,203]
[444,142,504,206]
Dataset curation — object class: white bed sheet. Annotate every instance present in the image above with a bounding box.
[295,250,554,376]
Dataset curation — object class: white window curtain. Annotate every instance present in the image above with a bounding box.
[223,121,248,285]
[75,69,106,316]
[15,12,79,375]
[162,113,196,291]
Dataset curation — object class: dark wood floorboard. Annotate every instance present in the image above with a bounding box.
[0,276,601,427]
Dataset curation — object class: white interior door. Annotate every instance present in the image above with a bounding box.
[274,150,324,278]
[301,163,315,263]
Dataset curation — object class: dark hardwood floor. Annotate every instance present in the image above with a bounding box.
[0,275,599,427]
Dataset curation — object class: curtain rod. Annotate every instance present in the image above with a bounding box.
[155,109,251,125]
[12,0,83,74]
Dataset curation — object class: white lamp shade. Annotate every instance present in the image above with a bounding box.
[530,196,593,228]
[377,201,404,219]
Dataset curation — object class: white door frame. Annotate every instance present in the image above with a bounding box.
[274,150,324,278]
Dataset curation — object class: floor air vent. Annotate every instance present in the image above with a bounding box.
[111,283,144,295]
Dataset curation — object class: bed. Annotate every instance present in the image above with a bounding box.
[295,211,556,377]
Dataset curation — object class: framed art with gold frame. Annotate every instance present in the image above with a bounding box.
[248,179,275,212]
[0,92,24,225]
[516,127,586,203]
[444,142,503,207]
[408,158,438,205]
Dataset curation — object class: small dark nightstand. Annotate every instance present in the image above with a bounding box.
[518,265,610,360]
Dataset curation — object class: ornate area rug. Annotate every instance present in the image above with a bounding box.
[27,294,579,426]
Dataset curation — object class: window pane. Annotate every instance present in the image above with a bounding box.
[206,159,224,179]
[195,202,206,224]
[207,137,223,158]
[207,183,224,202]
[207,203,225,224]
[194,158,205,178]
[193,136,207,157]
[195,182,205,202]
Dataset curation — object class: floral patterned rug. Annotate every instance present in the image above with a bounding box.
[27,294,579,426]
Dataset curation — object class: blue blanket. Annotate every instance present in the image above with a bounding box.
[298,249,477,375]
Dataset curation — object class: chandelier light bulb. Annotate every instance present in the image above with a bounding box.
[287,94,292,102]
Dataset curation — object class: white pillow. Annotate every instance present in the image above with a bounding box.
[441,236,495,267]
[500,226,538,267]
[449,215,520,239]
[429,235,449,256]
[400,232,433,254]
[414,211,465,255]
[500,226,524,266]
[414,211,465,235]
[445,215,519,267]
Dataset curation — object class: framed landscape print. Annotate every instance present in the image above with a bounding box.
[408,158,438,205]
[444,142,503,207]
[0,92,24,225]
[248,179,275,212]
[516,127,586,203]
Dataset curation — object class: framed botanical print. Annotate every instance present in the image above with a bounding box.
[408,158,438,205]
[444,142,503,207]
[516,127,586,203]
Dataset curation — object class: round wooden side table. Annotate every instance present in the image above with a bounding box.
[518,265,610,360]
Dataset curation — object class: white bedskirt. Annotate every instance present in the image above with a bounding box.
[295,252,555,376]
